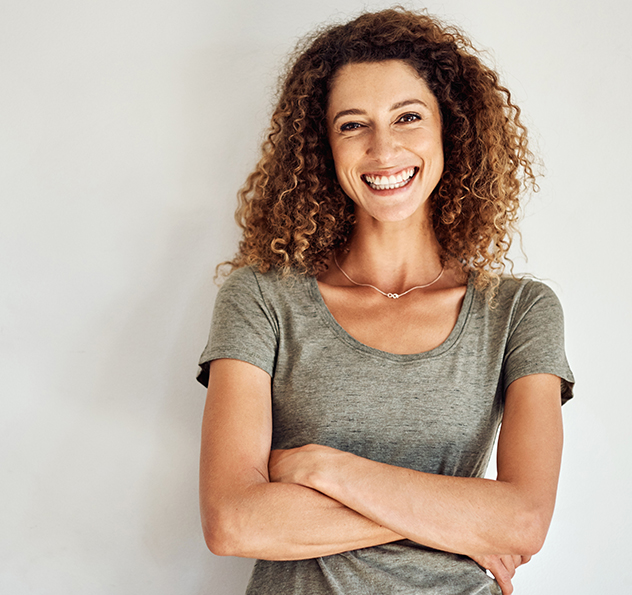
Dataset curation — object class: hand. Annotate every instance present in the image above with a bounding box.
[268,447,306,485]
[269,444,339,487]
[470,554,531,595]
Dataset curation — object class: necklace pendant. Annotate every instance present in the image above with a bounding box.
[333,253,445,300]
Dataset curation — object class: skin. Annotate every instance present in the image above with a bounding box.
[328,60,444,227]
[200,61,563,595]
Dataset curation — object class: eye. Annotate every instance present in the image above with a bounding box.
[339,121,363,132]
[397,112,421,123]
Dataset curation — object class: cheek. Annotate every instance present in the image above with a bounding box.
[334,164,358,199]
[434,150,444,175]
[331,145,355,184]
[420,138,444,174]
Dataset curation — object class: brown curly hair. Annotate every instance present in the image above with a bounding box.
[224,7,537,289]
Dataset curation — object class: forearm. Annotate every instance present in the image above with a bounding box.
[306,451,542,557]
[270,375,563,559]
[202,477,403,560]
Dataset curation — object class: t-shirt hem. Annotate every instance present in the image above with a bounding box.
[504,366,575,405]
[196,350,275,387]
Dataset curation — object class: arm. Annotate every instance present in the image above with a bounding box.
[269,373,564,558]
[199,358,404,560]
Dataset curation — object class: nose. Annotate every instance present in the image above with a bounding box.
[366,126,399,163]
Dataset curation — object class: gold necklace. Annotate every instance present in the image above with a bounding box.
[333,254,444,299]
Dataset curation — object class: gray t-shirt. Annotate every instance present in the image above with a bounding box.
[197,267,574,595]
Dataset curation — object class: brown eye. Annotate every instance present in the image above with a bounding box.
[340,122,363,132]
[397,113,421,123]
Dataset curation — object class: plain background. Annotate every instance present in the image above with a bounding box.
[2,0,631,593]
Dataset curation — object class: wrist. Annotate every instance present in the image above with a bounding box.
[308,447,354,497]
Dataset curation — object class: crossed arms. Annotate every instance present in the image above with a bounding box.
[199,358,563,593]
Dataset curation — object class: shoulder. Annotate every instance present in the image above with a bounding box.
[493,276,565,325]
[218,266,299,293]
[468,274,568,345]
[468,275,564,319]
[494,275,559,302]
[215,266,313,316]
[216,266,281,303]
[217,265,265,293]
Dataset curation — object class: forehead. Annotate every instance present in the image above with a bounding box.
[327,60,437,112]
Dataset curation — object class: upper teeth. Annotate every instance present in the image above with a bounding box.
[363,168,416,190]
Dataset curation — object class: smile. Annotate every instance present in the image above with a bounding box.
[362,167,417,190]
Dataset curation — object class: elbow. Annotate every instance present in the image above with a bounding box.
[201,507,244,557]
[513,527,546,558]
[200,480,274,558]
[203,528,235,558]
[507,508,550,557]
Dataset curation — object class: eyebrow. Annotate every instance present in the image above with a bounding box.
[331,99,431,125]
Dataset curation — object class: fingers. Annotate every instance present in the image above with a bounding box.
[470,552,532,595]
[503,555,521,576]
[491,557,514,595]
[472,555,514,595]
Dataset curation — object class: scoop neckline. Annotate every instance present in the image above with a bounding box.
[307,273,475,362]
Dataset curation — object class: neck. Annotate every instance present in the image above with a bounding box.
[339,212,444,292]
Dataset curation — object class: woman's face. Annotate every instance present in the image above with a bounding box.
[327,60,444,226]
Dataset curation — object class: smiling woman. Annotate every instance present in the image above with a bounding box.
[196,8,574,595]
[327,60,444,227]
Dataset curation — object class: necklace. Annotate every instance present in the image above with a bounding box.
[333,253,444,299]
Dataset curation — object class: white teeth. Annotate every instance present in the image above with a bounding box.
[363,168,416,190]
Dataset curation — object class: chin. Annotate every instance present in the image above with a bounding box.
[357,202,427,224]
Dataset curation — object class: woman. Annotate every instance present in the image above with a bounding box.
[197,8,574,595]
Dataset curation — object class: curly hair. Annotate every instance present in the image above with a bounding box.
[224,7,537,290]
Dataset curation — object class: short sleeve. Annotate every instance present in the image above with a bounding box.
[196,267,279,387]
[503,281,575,404]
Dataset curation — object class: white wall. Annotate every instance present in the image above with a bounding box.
[1,0,630,593]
